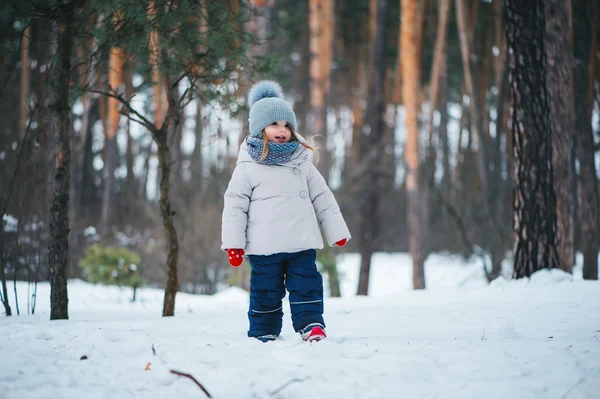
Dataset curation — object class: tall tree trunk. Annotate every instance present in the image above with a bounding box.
[147,1,181,315]
[309,0,334,185]
[493,0,510,243]
[156,129,179,316]
[80,102,97,208]
[237,0,273,146]
[356,0,388,295]
[309,0,339,296]
[426,0,450,142]
[572,0,599,280]
[101,47,125,235]
[170,86,184,205]
[545,0,575,273]
[191,96,204,197]
[439,58,451,199]
[456,0,503,279]
[402,0,426,289]
[49,0,78,320]
[588,1,597,113]
[124,62,135,210]
[292,0,311,132]
[19,25,31,140]
[505,0,559,278]
[189,1,206,199]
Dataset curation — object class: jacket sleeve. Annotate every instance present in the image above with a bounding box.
[307,163,351,246]
[221,163,252,251]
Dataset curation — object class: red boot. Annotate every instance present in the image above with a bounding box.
[300,323,327,342]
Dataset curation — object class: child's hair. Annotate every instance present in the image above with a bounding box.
[260,127,320,165]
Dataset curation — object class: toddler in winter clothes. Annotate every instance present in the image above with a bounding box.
[221,80,351,343]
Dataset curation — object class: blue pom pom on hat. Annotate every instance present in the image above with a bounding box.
[248,80,297,138]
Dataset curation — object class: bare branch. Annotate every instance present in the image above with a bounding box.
[172,72,188,88]
[87,88,156,132]
[178,87,190,108]
[269,378,308,396]
[169,370,212,398]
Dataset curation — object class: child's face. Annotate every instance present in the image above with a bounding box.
[264,120,292,143]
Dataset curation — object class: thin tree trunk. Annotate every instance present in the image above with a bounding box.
[147,1,181,315]
[80,102,97,208]
[156,130,179,316]
[101,47,125,235]
[142,144,153,200]
[191,96,204,197]
[439,57,451,198]
[309,0,339,295]
[309,0,334,184]
[426,0,450,142]
[456,0,504,279]
[237,0,273,146]
[125,61,135,210]
[19,25,31,140]
[588,1,597,114]
[170,85,184,204]
[493,0,509,249]
[572,0,599,280]
[0,223,12,316]
[402,0,426,290]
[292,0,311,132]
[356,0,388,295]
[49,0,79,320]
[545,0,575,273]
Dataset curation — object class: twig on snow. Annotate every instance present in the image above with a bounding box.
[169,370,212,398]
[269,377,308,396]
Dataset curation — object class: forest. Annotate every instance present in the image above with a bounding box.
[1,0,598,319]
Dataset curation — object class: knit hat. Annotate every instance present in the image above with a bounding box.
[248,80,297,138]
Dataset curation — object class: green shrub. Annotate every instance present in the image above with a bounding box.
[80,244,144,301]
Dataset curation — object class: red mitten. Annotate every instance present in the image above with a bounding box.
[335,238,347,247]
[227,249,245,267]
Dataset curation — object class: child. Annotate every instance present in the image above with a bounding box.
[221,80,351,343]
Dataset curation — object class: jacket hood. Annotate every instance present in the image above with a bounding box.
[236,134,313,166]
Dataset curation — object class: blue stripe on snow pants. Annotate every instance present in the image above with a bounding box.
[246,249,325,338]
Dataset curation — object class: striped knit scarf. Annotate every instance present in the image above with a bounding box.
[246,137,299,165]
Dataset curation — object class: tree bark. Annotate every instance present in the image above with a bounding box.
[545,0,575,273]
[504,0,559,278]
[456,0,503,279]
[49,0,79,320]
[426,0,450,142]
[356,0,388,296]
[156,130,179,316]
[124,62,135,210]
[19,25,31,140]
[160,4,181,315]
[191,96,204,197]
[439,57,451,199]
[101,46,125,235]
[402,0,426,289]
[309,0,334,185]
[492,0,509,242]
[572,0,599,280]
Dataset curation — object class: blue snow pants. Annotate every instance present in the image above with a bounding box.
[246,249,325,338]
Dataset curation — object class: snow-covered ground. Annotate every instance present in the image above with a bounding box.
[1,252,599,399]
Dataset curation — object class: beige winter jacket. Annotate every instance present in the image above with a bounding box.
[221,137,351,256]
